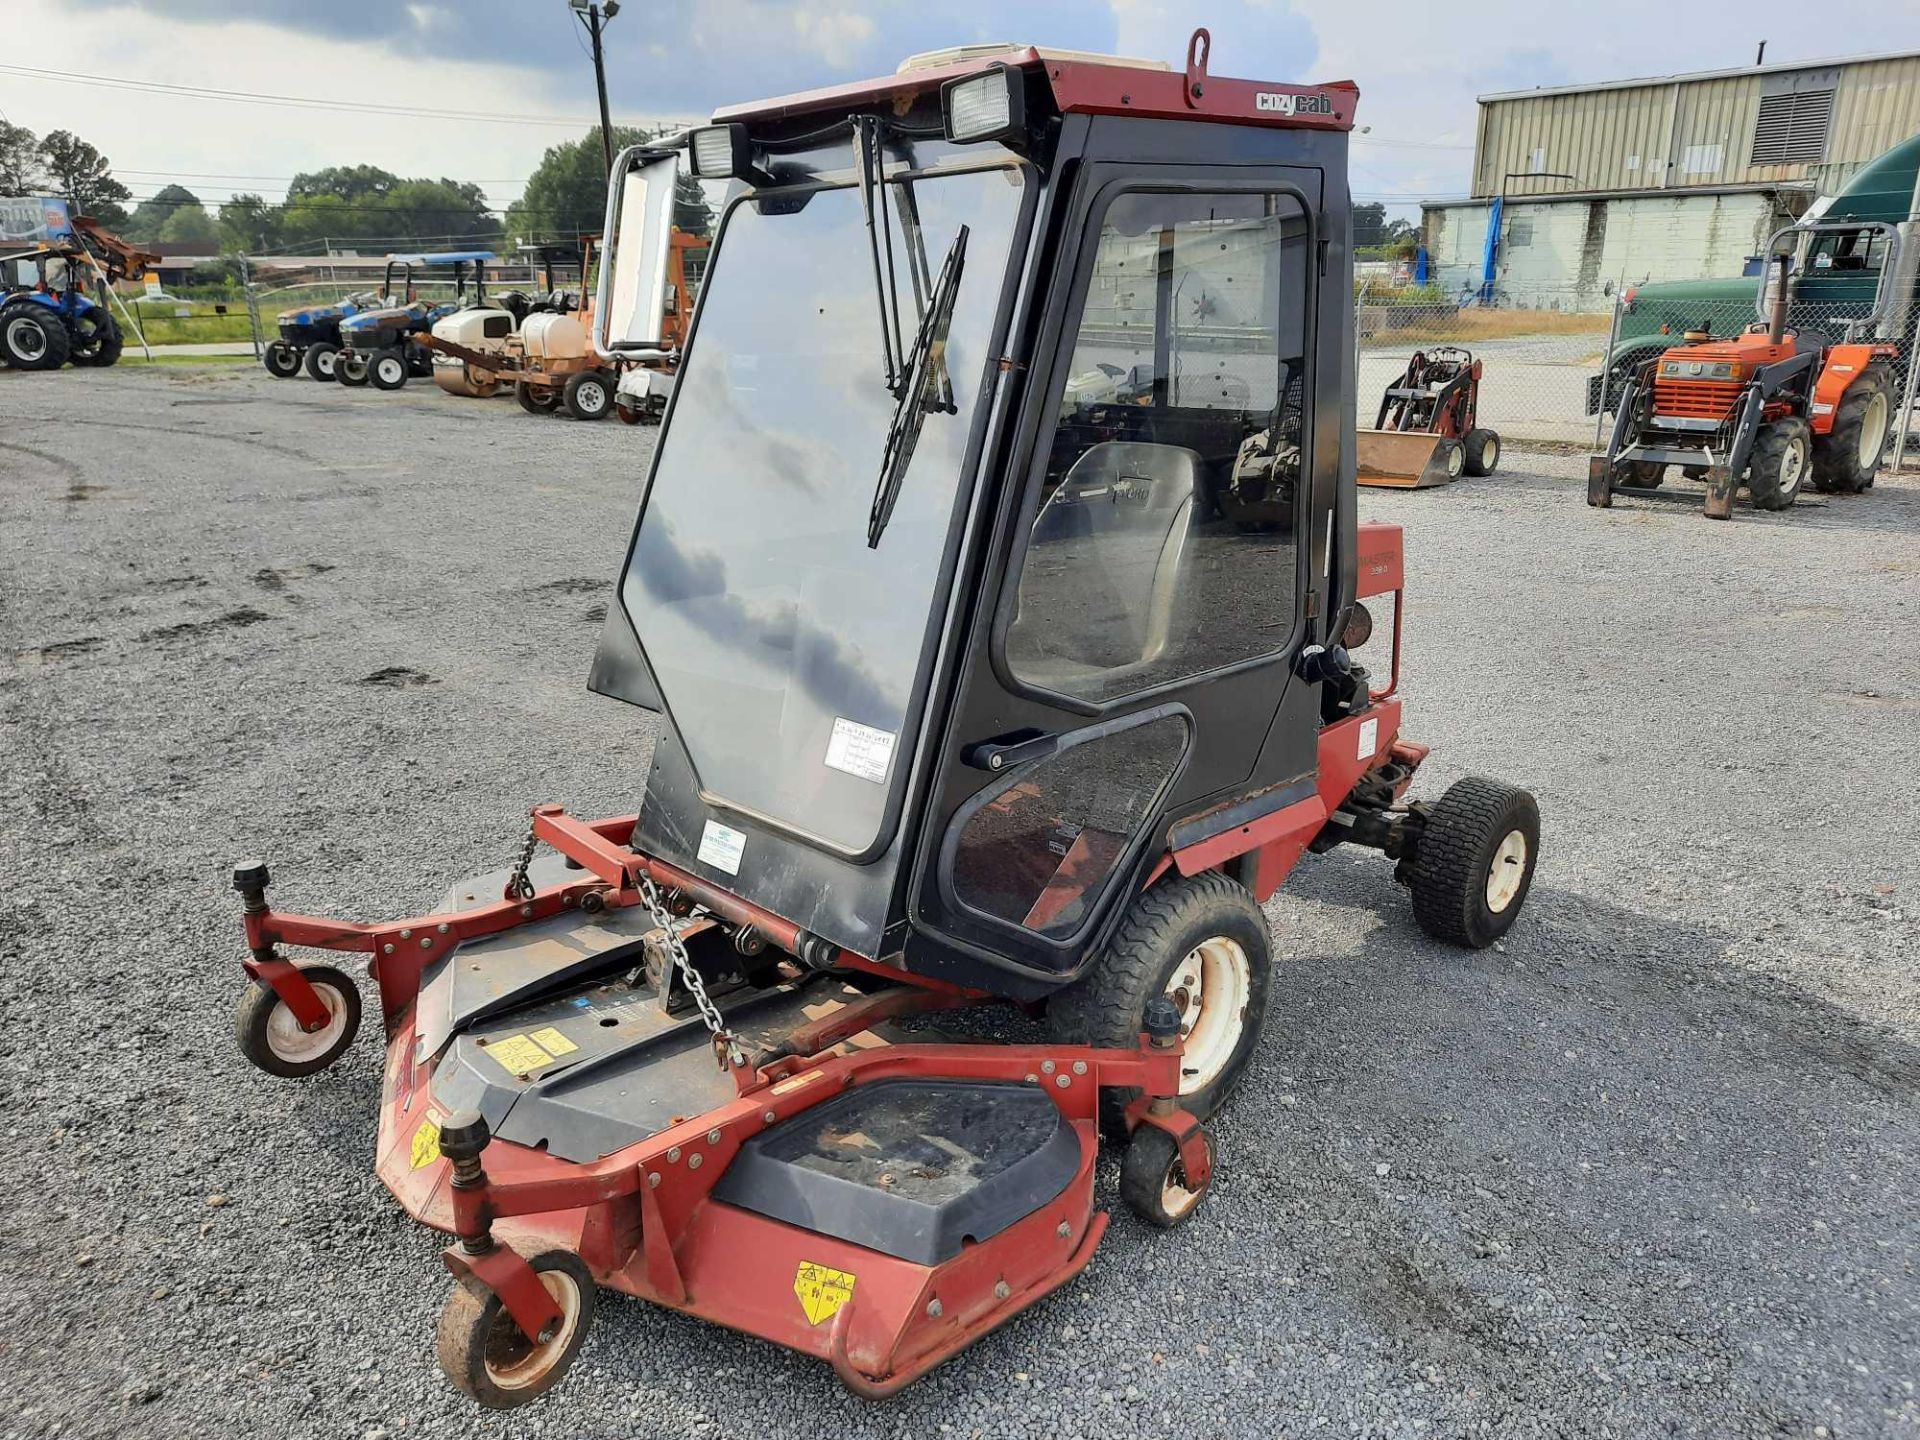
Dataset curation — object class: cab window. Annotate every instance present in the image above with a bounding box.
[1005,189,1310,705]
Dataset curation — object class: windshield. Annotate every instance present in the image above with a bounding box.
[619,149,1024,855]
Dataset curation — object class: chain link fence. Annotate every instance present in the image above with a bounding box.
[1354,280,1920,469]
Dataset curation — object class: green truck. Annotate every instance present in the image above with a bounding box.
[1590,132,1920,420]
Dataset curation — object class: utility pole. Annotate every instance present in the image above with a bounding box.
[569,0,621,174]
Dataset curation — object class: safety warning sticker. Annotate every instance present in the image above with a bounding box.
[528,1026,579,1057]
[1357,716,1379,761]
[410,1117,442,1170]
[487,1032,557,1077]
[794,1260,857,1326]
[697,818,746,875]
[824,717,896,784]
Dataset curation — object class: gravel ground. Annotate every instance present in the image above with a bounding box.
[2,364,1916,1440]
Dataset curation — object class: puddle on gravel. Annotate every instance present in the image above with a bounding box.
[357,666,438,687]
[531,577,604,596]
[252,563,337,592]
[16,636,104,665]
[137,608,272,644]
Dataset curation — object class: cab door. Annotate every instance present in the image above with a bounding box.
[907,158,1330,989]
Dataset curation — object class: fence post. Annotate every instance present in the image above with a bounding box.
[242,256,263,361]
[1592,283,1624,451]
[1895,300,1920,473]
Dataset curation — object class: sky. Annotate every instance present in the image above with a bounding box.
[2,0,1914,224]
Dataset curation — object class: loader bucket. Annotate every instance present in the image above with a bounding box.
[1355,429,1456,488]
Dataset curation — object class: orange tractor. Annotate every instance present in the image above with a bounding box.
[1588,250,1897,519]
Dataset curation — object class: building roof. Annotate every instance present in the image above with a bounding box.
[1477,47,1920,104]
[1420,179,1815,210]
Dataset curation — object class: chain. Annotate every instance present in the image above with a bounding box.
[503,821,539,901]
[637,873,744,1070]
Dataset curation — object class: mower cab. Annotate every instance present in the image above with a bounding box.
[232,30,1542,1409]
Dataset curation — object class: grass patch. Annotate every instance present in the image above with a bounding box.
[1363,306,1610,348]
[120,352,256,367]
[121,300,257,345]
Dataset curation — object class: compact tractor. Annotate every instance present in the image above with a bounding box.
[335,252,497,391]
[262,290,384,381]
[1355,346,1500,488]
[230,32,1541,1409]
[0,216,155,371]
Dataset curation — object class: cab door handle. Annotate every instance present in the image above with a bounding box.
[964,730,1060,773]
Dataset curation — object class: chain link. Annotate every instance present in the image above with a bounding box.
[503,821,539,901]
[637,874,744,1070]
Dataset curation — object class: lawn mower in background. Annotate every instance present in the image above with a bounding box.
[228,32,1542,1409]
[335,252,497,391]
[1354,345,1500,488]
[1589,241,1899,518]
[263,290,385,382]
[0,216,156,371]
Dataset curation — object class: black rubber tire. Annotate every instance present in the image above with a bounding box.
[1748,416,1811,511]
[563,368,614,421]
[1681,465,1708,481]
[71,313,123,368]
[1811,365,1891,495]
[515,380,559,414]
[1,305,70,370]
[264,341,301,377]
[1120,1124,1213,1229]
[1461,427,1500,477]
[1047,871,1271,1134]
[408,342,435,378]
[1625,460,1665,488]
[615,402,642,426]
[232,963,362,1078]
[437,1250,595,1409]
[337,353,370,387]
[370,351,409,390]
[1406,778,1540,949]
[303,342,339,382]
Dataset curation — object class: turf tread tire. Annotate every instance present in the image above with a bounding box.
[1407,777,1539,949]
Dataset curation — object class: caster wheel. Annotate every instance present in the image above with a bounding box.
[1121,1124,1212,1229]
[437,1249,596,1409]
[232,963,361,1077]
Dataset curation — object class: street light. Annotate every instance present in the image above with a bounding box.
[569,0,621,175]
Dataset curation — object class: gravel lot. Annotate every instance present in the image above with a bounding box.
[2,364,1916,1440]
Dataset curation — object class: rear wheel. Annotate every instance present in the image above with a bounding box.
[337,353,370,387]
[563,369,614,421]
[1461,427,1500,477]
[1748,416,1810,511]
[1,305,69,370]
[1811,366,1891,494]
[437,1250,595,1409]
[615,402,642,425]
[1406,778,1540,949]
[1625,460,1665,487]
[370,351,409,390]
[1047,871,1271,1133]
[516,380,560,414]
[303,342,340,381]
[264,341,302,377]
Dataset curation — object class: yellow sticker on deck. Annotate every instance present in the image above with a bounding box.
[528,1026,579,1057]
[410,1117,441,1170]
[794,1261,857,1326]
[487,1033,556,1077]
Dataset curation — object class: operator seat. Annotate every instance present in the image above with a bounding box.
[1006,440,1199,694]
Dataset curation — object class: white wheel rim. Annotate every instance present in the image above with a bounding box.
[1447,445,1464,477]
[1481,438,1497,470]
[378,357,403,383]
[264,979,348,1064]
[10,318,45,360]
[317,351,336,376]
[1160,1148,1205,1218]
[1779,435,1806,490]
[1486,829,1529,913]
[1163,936,1251,1094]
[1859,391,1888,468]
[579,382,605,411]
[485,1271,581,1391]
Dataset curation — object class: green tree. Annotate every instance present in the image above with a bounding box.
[38,130,131,227]
[286,164,402,204]
[219,193,279,254]
[126,184,203,243]
[506,127,710,246]
[1353,201,1388,249]
[0,120,46,194]
[157,202,221,251]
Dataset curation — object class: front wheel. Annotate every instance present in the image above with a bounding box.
[303,342,339,381]
[1406,778,1540,949]
[232,964,362,1077]
[437,1250,596,1409]
[264,342,302,378]
[1748,416,1810,511]
[1047,871,1271,1132]
[337,353,371,387]
[1121,1124,1213,1229]
[370,351,409,390]
[563,369,614,421]
[1625,460,1665,487]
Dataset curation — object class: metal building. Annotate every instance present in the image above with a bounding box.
[1421,48,1920,309]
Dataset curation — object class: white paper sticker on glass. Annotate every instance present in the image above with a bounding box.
[824,717,897,785]
[696,819,747,875]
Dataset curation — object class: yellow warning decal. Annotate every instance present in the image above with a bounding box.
[410,1117,442,1170]
[528,1026,579,1057]
[794,1261,857,1326]
[487,1033,555,1077]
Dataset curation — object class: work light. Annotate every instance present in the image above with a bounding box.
[942,65,1025,147]
[690,124,751,181]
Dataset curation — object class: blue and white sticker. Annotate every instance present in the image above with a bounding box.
[697,818,747,876]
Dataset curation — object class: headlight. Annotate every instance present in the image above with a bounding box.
[942,65,1025,147]
[690,124,750,181]
[1342,601,1374,650]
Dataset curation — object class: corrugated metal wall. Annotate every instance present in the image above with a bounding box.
[1472,54,1920,200]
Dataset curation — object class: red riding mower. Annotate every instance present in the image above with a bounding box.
[231,32,1541,1409]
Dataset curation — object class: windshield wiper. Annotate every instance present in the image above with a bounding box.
[867,224,968,549]
[853,115,906,395]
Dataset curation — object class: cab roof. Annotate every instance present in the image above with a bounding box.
[710,29,1357,135]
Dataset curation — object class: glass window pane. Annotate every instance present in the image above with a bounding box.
[1007,190,1308,704]
[951,715,1187,940]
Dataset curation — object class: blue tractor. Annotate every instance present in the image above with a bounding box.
[0,217,154,371]
[334,252,494,390]
[263,289,385,381]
